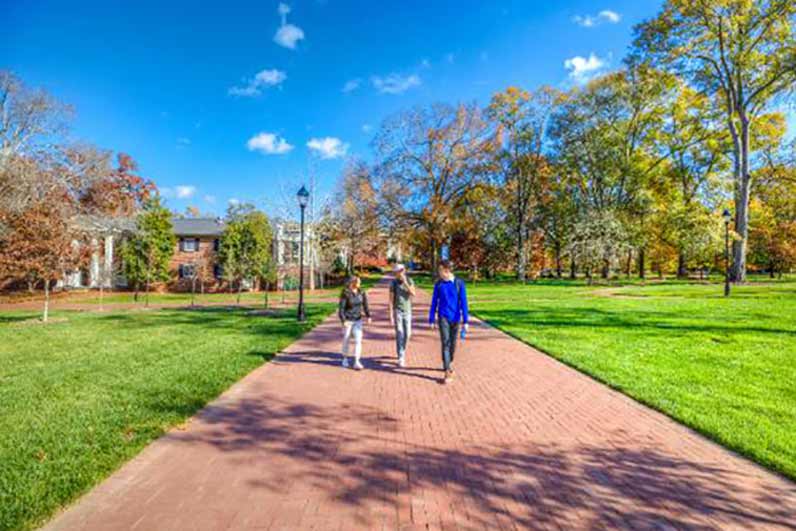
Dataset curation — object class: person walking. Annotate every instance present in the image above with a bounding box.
[428,260,469,384]
[338,275,371,370]
[388,263,416,367]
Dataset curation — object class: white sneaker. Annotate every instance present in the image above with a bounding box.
[353,360,364,370]
[398,356,406,368]
[341,357,349,368]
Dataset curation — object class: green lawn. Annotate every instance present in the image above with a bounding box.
[419,274,796,481]
[0,303,334,531]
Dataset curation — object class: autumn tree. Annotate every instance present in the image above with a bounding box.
[487,86,562,280]
[634,0,796,281]
[375,102,496,273]
[327,160,382,273]
[0,200,86,321]
[81,153,155,216]
[120,198,176,304]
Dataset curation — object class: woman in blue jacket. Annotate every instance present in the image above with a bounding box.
[429,260,469,383]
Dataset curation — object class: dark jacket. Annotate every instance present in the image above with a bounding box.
[338,288,370,322]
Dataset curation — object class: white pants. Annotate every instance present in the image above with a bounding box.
[342,319,363,361]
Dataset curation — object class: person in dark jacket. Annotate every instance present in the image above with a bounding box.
[429,260,469,383]
[338,275,371,370]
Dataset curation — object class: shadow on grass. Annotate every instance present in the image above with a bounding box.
[161,395,796,529]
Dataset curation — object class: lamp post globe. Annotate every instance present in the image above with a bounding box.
[722,209,732,297]
[297,185,310,321]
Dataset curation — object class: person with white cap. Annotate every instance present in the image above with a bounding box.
[388,263,415,367]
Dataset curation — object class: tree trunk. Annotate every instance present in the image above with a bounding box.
[42,280,50,323]
[145,266,150,307]
[677,252,687,279]
[585,268,593,285]
[554,242,562,278]
[601,259,609,280]
[237,279,243,305]
[638,247,646,279]
[625,249,632,278]
[731,118,751,283]
[431,239,439,278]
[517,221,526,282]
[569,257,577,280]
[191,277,196,307]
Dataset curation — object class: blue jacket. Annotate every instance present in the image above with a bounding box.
[429,277,469,324]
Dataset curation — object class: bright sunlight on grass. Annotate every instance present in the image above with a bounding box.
[418,275,796,481]
[0,303,333,531]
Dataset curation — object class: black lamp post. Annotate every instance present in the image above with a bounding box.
[722,208,732,297]
[297,185,310,321]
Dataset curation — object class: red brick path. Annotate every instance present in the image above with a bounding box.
[44,279,796,530]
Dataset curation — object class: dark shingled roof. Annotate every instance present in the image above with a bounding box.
[171,217,225,236]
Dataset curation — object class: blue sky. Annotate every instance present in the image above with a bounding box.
[4,0,792,218]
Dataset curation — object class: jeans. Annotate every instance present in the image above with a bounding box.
[342,319,363,361]
[438,317,459,372]
[393,309,412,359]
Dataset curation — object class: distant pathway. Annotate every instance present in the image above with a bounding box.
[44,278,796,530]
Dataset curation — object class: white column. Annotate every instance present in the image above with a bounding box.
[89,238,100,288]
[104,235,114,288]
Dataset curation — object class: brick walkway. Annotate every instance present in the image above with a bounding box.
[44,278,796,530]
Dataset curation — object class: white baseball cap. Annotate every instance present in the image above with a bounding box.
[393,263,405,273]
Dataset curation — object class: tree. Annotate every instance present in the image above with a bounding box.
[749,143,796,276]
[0,200,86,321]
[328,160,382,273]
[0,70,72,168]
[551,68,671,278]
[218,206,274,304]
[81,153,155,216]
[568,210,631,284]
[487,86,562,280]
[120,198,175,304]
[634,0,796,281]
[375,102,497,273]
[652,81,729,276]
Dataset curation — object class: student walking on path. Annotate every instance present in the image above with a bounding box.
[429,260,469,383]
[388,263,416,367]
[338,275,371,370]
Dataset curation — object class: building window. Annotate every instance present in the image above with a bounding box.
[181,238,198,252]
[213,264,223,279]
[179,264,196,279]
[213,238,220,252]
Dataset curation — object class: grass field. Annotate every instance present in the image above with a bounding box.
[418,275,796,481]
[0,303,334,531]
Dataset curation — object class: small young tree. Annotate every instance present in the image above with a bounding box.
[120,198,175,305]
[219,206,274,305]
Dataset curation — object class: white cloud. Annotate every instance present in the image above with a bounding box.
[371,73,421,95]
[420,58,431,69]
[307,137,349,159]
[274,3,305,49]
[564,53,607,84]
[177,137,191,146]
[274,24,305,49]
[175,185,196,199]
[599,10,621,23]
[362,123,372,133]
[228,198,240,206]
[247,132,294,155]
[573,9,621,27]
[203,195,216,204]
[229,68,286,97]
[342,78,361,93]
